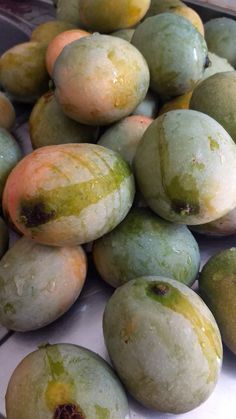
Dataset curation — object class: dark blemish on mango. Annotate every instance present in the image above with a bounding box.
[54,404,85,419]
[149,282,170,296]
[19,159,131,229]
[171,199,200,216]
[204,55,211,69]
[20,201,56,228]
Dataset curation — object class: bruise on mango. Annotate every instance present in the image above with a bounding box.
[19,159,131,229]
[54,403,85,419]
[20,201,56,228]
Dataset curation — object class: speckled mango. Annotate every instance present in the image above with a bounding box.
[103,276,222,413]
[0,217,8,259]
[29,91,99,149]
[97,115,152,165]
[205,18,236,67]
[0,92,15,131]
[191,207,236,237]
[53,34,150,125]
[31,20,76,44]
[190,72,236,144]
[3,143,135,246]
[0,237,87,331]
[132,13,208,98]
[202,52,234,81]
[0,42,49,103]
[5,343,130,419]
[78,0,150,33]
[56,0,84,26]
[0,128,21,200]
[93,208,200,287]
[134,110,236,225]
[199,248,236,354]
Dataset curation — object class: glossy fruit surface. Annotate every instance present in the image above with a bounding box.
[103,276,222,413]
[134,110,236,225]
[200,248,236,353]
[0,128,21,199]
[78,0,151,33]
[5,343,130,418]
[0,237,87,331]
[3,143,135,246]
[205,17,236,67]
[93,208,200,287]
[132,13,208,97]
[190,71,236,143]
[97,115,152,165]
[53,34,150,125]
[0,42,49,103]
[29,91,98,148]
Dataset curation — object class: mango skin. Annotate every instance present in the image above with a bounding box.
[0,128,22,200]
[97,115,152,165]
[29,91,99,149]
[103,276,222,413]
[56,0,83,25]
[205,18,236,68]
[93,208,200,287]
[191,207,236,237]
[5,343,130,419]
[190,72,236,144]
[159,92,192,115]
[0,93,15,131]
[199,248,236,354]
[3,143,135,246]
[132,13,208,97]
[0,216,9,259]
[0,42,49,103]
[132,90,159,118]
[78,0,151,33]
[0,237,87,331]
[134,110,236,225]
[145,0,185,17]
[31,20,76,44]
[202,52,234,81]
[53,34,150,126]
[111,29,135,43]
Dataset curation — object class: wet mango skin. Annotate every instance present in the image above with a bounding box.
[103,276,222,413]
[5,344,130,419]
[134,109,236,225]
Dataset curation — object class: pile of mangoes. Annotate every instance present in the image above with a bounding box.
[1,0,236,417]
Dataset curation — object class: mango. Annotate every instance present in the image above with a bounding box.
[53,34,150,125]
[132,13,208,98]
[205,17,236,67]
[93,208,200,287]
[134,110,236,225]
[5,343,130,418]
[200,248,236,354]
[103,276,222,413]
[0,92,15,131]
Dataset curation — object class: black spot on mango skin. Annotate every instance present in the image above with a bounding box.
[149,282,170,296]
[171,199,200,216]
[204,55,211,69]
[20,201,56,228]
[54,404,85,419]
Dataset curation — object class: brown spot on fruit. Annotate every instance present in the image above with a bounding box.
[54,403,85,419]
[150,283,170,296]
[20,201,56,228]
